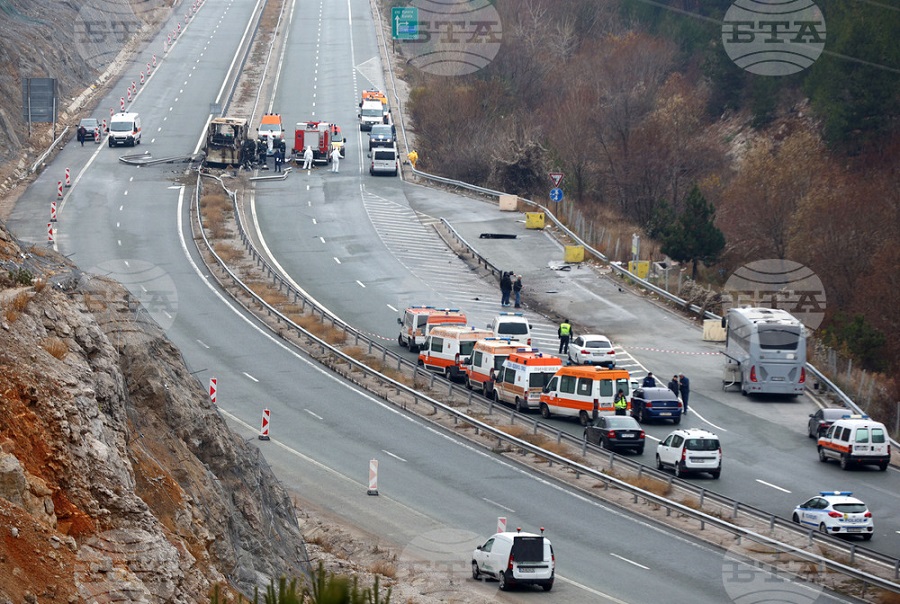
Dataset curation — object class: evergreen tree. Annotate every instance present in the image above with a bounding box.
[661,185,725,279]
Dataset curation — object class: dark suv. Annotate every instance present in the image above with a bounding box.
[368,124,396,150]
[630,387,682,424]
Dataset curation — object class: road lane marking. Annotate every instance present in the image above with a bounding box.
[556,576,632,603]
[356,280,366,288]
[243,372,259,382]
[305,409,323,420]
[312,218,317,224]
[690,408,726,432]
[387,304,398,312]
[319,236,325,243]
[610,553,649,570]
[756,479,791,493]
[382,450,407,462]
[333,257,341,264]
[196,339,210,349]
[482,498,515,513]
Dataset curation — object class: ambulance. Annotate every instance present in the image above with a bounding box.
[463,338,530,395]
[418,326,493,382]
[398,306,467,353]
[493,351,563,412]
[539,366,632,425]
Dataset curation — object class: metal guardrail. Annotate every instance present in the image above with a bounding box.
[190,171,900,593]
[30,126,71,173]
[413,169,898,448]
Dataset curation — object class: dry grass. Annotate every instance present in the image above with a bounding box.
[213,243,244,263]
[32,278,46,293]
[876,590,900,603]
[627,474,672,497]
[10,291,29,311]
[368,560,397,579]
[3,308,19,323]
[82,293,108,312]
[41,337,68,360]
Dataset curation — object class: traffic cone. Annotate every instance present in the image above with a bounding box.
[258,408,271,440]
[50,201,57,222]
[64,168,71,187]
[367,459,379,496]
[208,378,217,404]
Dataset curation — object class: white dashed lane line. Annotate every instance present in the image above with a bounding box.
[756,479,791,493]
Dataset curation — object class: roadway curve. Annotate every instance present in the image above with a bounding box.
[4,0,876,601]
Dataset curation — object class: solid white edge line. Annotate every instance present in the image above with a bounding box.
[610,552,650,570]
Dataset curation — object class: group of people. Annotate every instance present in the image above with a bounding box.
[642,372,691,414]
[299,145,342,172]
[499,271,523,308]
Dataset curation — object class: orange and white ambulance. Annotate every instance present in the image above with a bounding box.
[463,338,530,394]
[493,351,563,413]
[539,366,632,425]
[398,306,466,353]
[418,326,493,382]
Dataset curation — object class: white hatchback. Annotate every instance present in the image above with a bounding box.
[568,334,616,367]
[792,491,874,540]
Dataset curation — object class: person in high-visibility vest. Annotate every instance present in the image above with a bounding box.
[558,319,572,355]
[407,149,418,169]
[614,389,628,415]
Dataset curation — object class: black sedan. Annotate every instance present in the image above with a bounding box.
[807,408,848,439]
[584,415,645,454]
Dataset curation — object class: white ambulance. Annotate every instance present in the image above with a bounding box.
[463,338,530,395]
[492,351,562,412]
[398,306,466,353]
[817,415,891,471]
[418,326,493,382]
[539,366,632,425]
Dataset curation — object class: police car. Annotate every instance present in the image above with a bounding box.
[792,491,873,540]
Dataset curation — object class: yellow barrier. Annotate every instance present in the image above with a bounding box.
[564,246,584,263]
[628,261,649,279]
[525,212,545,229]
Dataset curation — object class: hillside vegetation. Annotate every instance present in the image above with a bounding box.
[402,0,900,403]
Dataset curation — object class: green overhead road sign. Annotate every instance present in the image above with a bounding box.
[392,7,418,40]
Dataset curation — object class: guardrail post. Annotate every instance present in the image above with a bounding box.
[487,399,494,414]
[447,381,453,396]
[607,452,614,470]
[355,332,360,346]
[700,519,705,531]
[533,419,539,434]
[849,544,856,564]
[397,357,402,371]
[769,516,775,532]
[557,431,562,444]
[368,340,373,354]
[581,440,587,456]
[699,489,705,508]
[732,500,739,519]
[382,348,387,362]
[429,374,435,389]
[637,466,643,479]
[894,559,899,580]
[467,391,473,405]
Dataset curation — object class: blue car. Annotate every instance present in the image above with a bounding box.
[630,387,682,424]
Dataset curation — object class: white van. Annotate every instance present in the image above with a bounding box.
[370,147,398,176]
[463,338,528,394]
[359,99,387,131]
[487,312,532,346]
[108,112,142,147]
[398,306,466,353]
[817,415,891,471]
[493,351,562,412]
[418,326,493,381]
[472,529,555,592]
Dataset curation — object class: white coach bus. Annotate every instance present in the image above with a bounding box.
[722,307,807,396]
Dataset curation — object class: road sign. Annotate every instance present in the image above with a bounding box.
[549,172,564,187]
[550,188,564,202]
[392,7,418,40]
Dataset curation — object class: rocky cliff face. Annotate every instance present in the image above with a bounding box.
[0,225,308,602]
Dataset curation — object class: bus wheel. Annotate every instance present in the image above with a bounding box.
[579,411,590,426]
[515,397,526,413]
[540,403,551,419]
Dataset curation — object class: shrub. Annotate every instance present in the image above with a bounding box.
[42,337,68,360]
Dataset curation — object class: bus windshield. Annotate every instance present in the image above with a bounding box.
[758,326,800,350]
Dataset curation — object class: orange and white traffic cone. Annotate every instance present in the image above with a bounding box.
[367,459,379,496]
[258,408,271,440]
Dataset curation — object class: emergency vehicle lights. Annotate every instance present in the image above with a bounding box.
[820,491,853,497]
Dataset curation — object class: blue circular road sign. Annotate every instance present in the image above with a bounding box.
[550,188,563,202]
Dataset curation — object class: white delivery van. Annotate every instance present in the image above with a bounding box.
[418,326,493,382]
[487,312,532,346]
[472,529,555,592]
[358,99,386,131]
[463,338,529,394]
[370,147,398,176]
[540,366,633,425]
[493,351,562,412]
[108,112,142,147]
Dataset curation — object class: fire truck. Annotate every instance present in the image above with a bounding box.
[292,121,345,164]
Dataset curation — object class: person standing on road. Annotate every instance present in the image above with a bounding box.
[77,125,87,146]
[668,375,680,397]
[558,319,572,355]
[679,373,690,414]
[614,389,628,415]
[513,275,523,308]
[302,145,314,170]
[330,146,341,172]
[273,148,283,173]
[500,271,512,307]
[642,372,656,388]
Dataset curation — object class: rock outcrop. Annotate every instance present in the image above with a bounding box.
[0,225,308,603]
